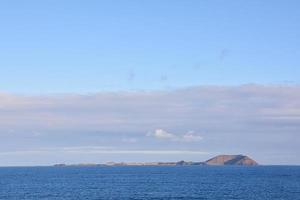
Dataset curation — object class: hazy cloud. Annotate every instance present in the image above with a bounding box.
[1,85,300,135]
[0,85,300,164]
[121,137,138,143]
[0,148,208,156]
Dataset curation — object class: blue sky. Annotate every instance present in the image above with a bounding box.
[0,0,300,93]
[0,1,300,166]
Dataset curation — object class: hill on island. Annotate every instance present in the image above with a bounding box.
[205,155,258,166]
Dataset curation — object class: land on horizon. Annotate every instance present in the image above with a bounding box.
[53,154,258,167]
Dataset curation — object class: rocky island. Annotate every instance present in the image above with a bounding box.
[54,154,258,167]
[204,155,258,166]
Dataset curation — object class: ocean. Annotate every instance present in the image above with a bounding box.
[0,166,299,200]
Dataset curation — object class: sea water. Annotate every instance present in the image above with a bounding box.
[0,166,299,199]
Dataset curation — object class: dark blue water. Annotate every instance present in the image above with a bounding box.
[0,166,299,200]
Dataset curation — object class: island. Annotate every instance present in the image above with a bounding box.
[204,154,258,166]
[54,154,258,167]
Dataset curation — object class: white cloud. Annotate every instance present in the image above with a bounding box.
[181,131,203,142]
[149,129,175,139]
[148,129,203,142]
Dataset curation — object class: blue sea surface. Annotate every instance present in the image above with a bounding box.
[0,166,299,200]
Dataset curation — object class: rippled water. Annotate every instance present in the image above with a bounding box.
[0,166,299,199]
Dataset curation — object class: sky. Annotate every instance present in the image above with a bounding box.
[0,0,300,165]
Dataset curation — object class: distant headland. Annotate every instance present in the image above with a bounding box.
[54,154,258,167]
